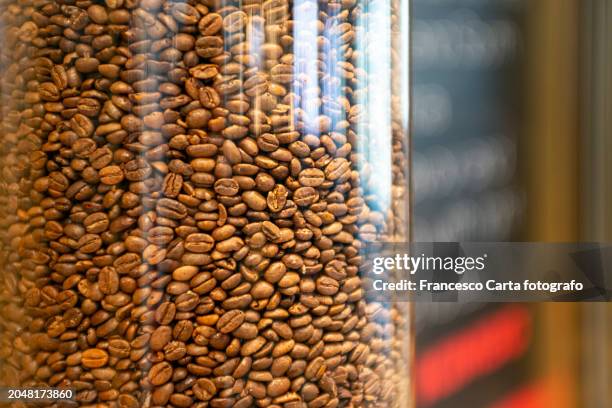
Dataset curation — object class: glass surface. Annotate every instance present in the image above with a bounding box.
[0,0,411,407]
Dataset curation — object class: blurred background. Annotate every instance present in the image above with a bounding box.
[411,0,611,407]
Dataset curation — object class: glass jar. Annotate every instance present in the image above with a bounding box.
[0,0,411,406]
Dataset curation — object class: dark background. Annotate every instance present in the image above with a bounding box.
[412,0,611,407]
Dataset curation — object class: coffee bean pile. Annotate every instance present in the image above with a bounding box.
[0,0,409,407]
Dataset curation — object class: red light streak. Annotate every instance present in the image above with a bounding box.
[416,305,532,406]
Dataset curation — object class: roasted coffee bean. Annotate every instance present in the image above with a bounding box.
[216,310,245,334]
[124,158,152,181]
[325,158,351,181]
[195,36,224,58]
[214,179,239,196]
[184,233,215,253]
[163,173,183,198]
[267,377,291,397]
[242,191,267,211]
[299,168,325,187]
[147,226,174,245]
[149,362,173,386]
[98,267,119,295]
[82,349,109,368]
[151,326,173,351]
[193,378,216,401]
[198,13,223,36]
[190,64,219,80]
[223,11,247,33]
[108,339,130,358]
[84,212,110,234]
[157,198,187,219]
[99,165,124,185]
[267,184,288,212]
[172,266,199,281]
[155,302,176,325]
[293,187,318,207]
[78,234,103,253]
[199,86,221,109]
[89,148,113,169]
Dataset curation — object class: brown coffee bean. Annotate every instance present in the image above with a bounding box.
[242,191,267,211]
[143,244,167,264]
[216,237,244,253]
[212,225,236,241]
[278,272,300,288]
[316,276,340,295]
[151,383,173,405]
[77,98,101,117]
[38,82,60,101]
[273,339,295,357]
[171,3,200,24]
[197,12,222,34]
[190,64,219,80]
[151,326,173,351]
[223,11,247,33]
[272,322,293,340]
[193,378,216,401]
[84,213,110,234]
[164,341,187,361]
[267,377,291,397]
[267,185,288,212]
[124,158,152,181]
[51,65,68,89]
[325,158,351,181]
[271,356,292,377]
[175,291,199,311]
[199,86,221,109]
[108,339,130,358]
[298,168,325,187]
[233,322,258,340]
[184,233,215,253]
[214,179,239,196]
[305,357,326,380]
[174,320,194,342]
[82,349,109,368]
[118,394,139,408]
[293,187,319,207]
[76,57,100,73]
[216,310,245,333]
[98,267,119,295]
[241,336,266,356]
[157,198,188,219]
[147,226,174,246]
[78,234,103,254]
[99,166,124,185]
[222,140,242,164]
[188,158,212,175]
[255,173,275,192]
[155,302,176,325]
[261,221,281,241]
[222,125,248,140]
[99,64,120,78]
[88,5,108,24]
[186,109,211,128]
[172,266,199,281]
[195,36,224,58]
[264,262,287,283]
[251,281,274,299]
[163,173,183,198]
[89,148,113,169]
[149,362,173,386]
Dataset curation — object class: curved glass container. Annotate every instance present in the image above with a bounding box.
[0,0,411,406]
